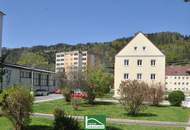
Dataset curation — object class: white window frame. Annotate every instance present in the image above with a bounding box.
[151,59,156,66]
[124,73,129,80]
[137,59,142,66]
[151,73,156,80]
[124,59,129,66]
[137,73,142,80]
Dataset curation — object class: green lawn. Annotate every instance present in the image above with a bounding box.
[33,99,190,122]
[0,117,185,130]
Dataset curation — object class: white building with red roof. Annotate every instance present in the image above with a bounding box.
[165,65,190,95]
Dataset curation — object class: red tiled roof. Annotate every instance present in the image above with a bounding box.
[166,65,190,76]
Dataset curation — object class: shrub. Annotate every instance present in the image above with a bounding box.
[0,85,33,130]
[118,80,149,115]
[71,96,82,110]
[168,91,185,106]
[63,88,71,102]
[53,108,81,130]
[147,84,164,106]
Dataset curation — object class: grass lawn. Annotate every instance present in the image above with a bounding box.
[0,117,185,130]
[33,99,190,122]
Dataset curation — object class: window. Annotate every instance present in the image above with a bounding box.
[61,59,64,61]
[151,60,156,66]
[74,62,78,65]
[137,73,142,80]
[57,55,60,57]
[174,82,177,85]
[124,59,129,66]
[174,77,177,79]
[82,53,87,56]
[20,71,31,78]
[74,53,78,56]
[178,77,180,79]
[61,54,64,57]
[124,73,129,80]
[178,82,181,85]
[151,74,156,80]
[57,59,60,61]
[187,77,189,79]
[143,46,146,50]
[41,74,48,86]
[137,59,142,66]
[33,73,40,86]
[82,58,87,60]
[74,58,78,60]
[134,47,137,50]
[166,82,168,85]
[187,82,189,85]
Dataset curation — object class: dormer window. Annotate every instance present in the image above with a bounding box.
[143,46,146,50]
[134,47,137,50]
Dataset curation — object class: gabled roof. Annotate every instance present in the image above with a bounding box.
[166,65,190,76]
[4,63,55,74]
[116,32,165,57]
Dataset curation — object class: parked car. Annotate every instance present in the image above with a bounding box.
[71,88,88,99]
[182,97,190,108]
[35,89,49,96]
[54,88,62,94]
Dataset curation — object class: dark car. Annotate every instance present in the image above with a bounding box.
[35,89,49,96]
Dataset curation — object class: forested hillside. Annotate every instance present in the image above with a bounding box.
[2,32,190,71]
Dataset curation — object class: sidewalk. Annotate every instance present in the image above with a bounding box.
[32,113,189,128]
[186,119,190,130]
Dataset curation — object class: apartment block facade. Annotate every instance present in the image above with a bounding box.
[114,32,165,97]
[55,51,96,73]
[165,65,190,95]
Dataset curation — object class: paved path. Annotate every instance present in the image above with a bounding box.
[33,113,189,128]
[186,118,190,130]
[34,94,63,103]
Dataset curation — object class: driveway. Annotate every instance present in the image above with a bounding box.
[34,94,63,103]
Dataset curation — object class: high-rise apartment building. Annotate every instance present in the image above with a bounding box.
[55,51,96,73]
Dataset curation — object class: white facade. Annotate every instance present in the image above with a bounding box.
[55,51,95,73]
[0,11,5,57]
[166,76,190,93]
[114,32,165,97]
[165,66,190,95]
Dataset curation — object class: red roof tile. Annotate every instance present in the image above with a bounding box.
[166,65,190,76]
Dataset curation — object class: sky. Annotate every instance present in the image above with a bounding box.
[0,0,189,48]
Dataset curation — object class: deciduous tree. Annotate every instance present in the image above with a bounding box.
[118,80,149,115]
[0,85,33,130]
